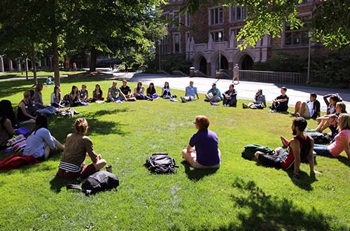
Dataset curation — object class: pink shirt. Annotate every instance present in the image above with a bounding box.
[329,129,350,156]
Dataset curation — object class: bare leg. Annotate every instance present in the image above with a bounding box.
[294,101,301,114]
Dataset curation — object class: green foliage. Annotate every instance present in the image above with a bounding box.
[184,0,350,50]
[311,48,350,86]
[161,55,192,74]
[253,52,307,72]
[0,78,349,230]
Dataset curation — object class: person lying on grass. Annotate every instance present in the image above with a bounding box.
[23,115,64,161]
[56,118,107,180]
[182,115,221,169]
[313,113,350,159]
[254,117,317,180]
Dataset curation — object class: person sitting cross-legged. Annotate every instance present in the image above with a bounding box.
[56,118,107,180]
[269,87,289,113]
[242,89,266,109]
[254,117,317,180]
[107,81,124,103]
[293,93,320,119]
[119,80,136,101]
[181,81,199,103]
[182,115,221,169]
[205,83,222,103]
[222,84,237,107]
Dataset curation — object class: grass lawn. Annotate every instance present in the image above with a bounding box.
[0,71,85,78]
[0,77,349,230]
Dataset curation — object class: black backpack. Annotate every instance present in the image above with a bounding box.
[67,171,119,196]
[145,153,178,174]
[241,144,274,160]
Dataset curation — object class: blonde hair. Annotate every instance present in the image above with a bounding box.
[195,115,210,130]
[74,118,88,134]
[338,113,350,131]
[336,102,347,113]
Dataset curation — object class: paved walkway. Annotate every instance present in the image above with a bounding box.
[122,73,350,112]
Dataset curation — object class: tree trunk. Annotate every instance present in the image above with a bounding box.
[51,0,60,86]
[89,46,97,72]
[25,58,29,81]
[53,39,60,86]
[31,44,37,85]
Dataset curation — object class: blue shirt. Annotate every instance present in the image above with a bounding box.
[207,88,222,99]
[189,129,220,166]
[185,86,197,97]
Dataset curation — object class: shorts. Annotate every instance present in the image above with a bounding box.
[187,151,220,169]
[57,163,97,180]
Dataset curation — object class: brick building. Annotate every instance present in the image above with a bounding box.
[158,0,326,78]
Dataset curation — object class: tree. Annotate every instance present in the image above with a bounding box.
[0,0,52,84]
[64,0,166,72]
[184,0,350,50]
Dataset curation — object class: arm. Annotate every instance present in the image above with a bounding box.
[51,93,55,104]
[307,138,315,173]
[186,144,195,154]
[118,88,126,100]
[289,139,301,177]
[323,94,331,106]
[41,129,56,150]
[19,102,36,119]
[3,119,15,137]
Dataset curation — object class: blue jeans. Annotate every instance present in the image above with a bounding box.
[313,144,332,157]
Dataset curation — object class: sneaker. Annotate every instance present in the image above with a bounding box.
[180,97,186,103]
[242,103,248,109]
[269,109,276,113]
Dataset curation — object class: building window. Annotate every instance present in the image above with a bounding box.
[173,33,181,53]
[209,7,224,25]
[185,10,191,27]
[230,6,247,22]
[284,25,308,46]
[210,31,224,42]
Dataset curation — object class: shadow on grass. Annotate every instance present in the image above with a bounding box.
[217,177,339,230]
[181,161,218,181]
[286,169,317,191]
[338,156,350,167]
[49,175,80,193]
[254,162,316,191]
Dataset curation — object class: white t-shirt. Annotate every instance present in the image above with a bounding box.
[307,101,314,116]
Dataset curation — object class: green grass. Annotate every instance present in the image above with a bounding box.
[0,77,349,230]
[0,71,85,78]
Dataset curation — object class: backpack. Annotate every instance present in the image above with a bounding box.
[145,153,178,174]
[6,134,27,153]
[241,144,274,160]
[67,171,119,196]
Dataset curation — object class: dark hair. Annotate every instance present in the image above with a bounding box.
[293,117,307,132]
[33,114,48,134]
[53,85,60,94]
[71,85,78,94]
[164,82,169,89]
[310,93,317,98]
[330,94,341,103]
[281,87,287,92]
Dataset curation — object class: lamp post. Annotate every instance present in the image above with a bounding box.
[218,31,222,73]
[307,31,312,84]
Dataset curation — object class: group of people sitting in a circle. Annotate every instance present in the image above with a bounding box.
[0,79,349,182]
